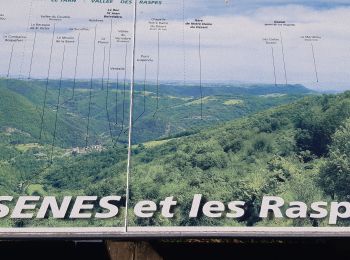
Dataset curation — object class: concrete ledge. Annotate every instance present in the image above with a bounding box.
[1,227,350,239]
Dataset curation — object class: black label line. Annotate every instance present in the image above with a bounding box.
[18,0,34,79]
[311,43,319,83]
[271,45,277,87]
[280,32,288,85]
[106,19,113,140]
[39,24,56,140]
[72,32,81,99]
[133,63,147,125]
[106,77,113,139]
[153,30,160,117]
[6,44,14,88]
[50,45,66,163]
[199,32,203,120]
[28,30,37,79]
[182,0,186,88]
[102,46,106,90]
[85,25,97,148]
[115,43,128,142]
[115,72,119,125]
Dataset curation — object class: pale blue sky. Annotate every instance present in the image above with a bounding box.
[1,0,350,91]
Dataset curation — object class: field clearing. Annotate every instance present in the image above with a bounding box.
[15,143,42,152]
[186,96,218,106]
[223,99,244,106]
[259,93,287,98]
[143,139,171,148]
[26,184,46,196]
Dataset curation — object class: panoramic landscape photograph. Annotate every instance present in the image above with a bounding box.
[1,0,350,229]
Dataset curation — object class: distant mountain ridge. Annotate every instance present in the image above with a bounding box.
[0,78,314,147]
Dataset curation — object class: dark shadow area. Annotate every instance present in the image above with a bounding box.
[0,241,110,260]
[154,238,346,259]
[0,238,348,259]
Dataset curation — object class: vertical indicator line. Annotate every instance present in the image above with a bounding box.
[102,46,106,90]
[271,46,277,87]
[280,32,288,85]
[28,30,37,79]
[72,32,81,99]
[122,44,128,129]
[50,45,66,163]
[85,25,97,148]
[107,20,113,82]
[311,43,319,83]
[124,0,138,233]
[106,19,113,139]
[27,31,37,133]
[65,32,81,149]
[14,0,34,187]
[133,63,147,124]
[6,44,14,88]
[143,63,146,116]
[183,0,193,121]
[157,31,160,109]
[154,30,160,116]
[115,44,128,142]
[18,0,34,79]
[106,77,113,139]
[182,0,186,88]
[199,32,203,120]
[115,73,119,125]
[123,44,128,122]
[39,24,56,140]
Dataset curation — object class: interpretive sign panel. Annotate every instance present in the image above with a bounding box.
[1,0,350,237]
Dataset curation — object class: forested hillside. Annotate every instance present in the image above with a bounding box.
[5,78,350,228]
[0,91,346,227]
[125,92,350,227]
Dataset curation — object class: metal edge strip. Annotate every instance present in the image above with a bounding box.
[1,227,350,238]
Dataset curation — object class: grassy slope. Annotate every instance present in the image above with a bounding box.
[1,78,328,228]
[126,92,350,227]
[18,91,348,228]
[0,80,102,147]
